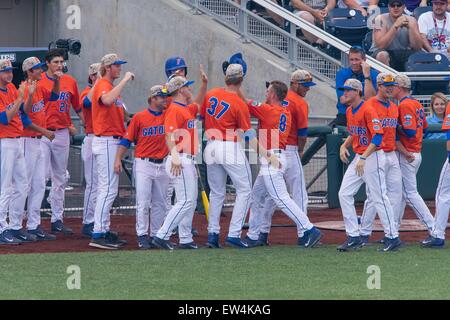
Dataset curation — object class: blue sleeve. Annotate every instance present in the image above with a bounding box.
[447,130,450,140]
[83,96,92,109]
[0,111,8,125]
[298,128,308,137]
[119,138,132,148]
[402,128,416,138]
[335,70,346,114]
[243,128,257,141]
[371,133,382,147]
[20,112,32,128]
[371,69,379,93]
[49,92,59,102]
[395,131,400,141]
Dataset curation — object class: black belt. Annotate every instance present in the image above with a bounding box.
[3,137,21,139]
[95,135,122,139]
[139,157,165,164]
[25,136,42,139]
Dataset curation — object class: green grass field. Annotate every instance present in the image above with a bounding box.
[1,245,449,300]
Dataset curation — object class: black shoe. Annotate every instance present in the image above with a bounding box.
[337,236,363,252]
[178,242,199,249]
[0,230,22,245]
[420,235,435,246]
[51,220,73,235]
[206,233,222,248]
[28,226,56,241]
[256,232,269,246]
[245,236,261,248]
[11,229,37,243]
[81,223,94,238]
[89,237,119,250]
[105,231,127,247]
[379,237,402,252]
[152,237,174,250]
[360,235,370,246]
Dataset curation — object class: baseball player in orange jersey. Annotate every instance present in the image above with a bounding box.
[424,102,450,248]
[393,75,435,235]
[89,53,134,250]
[201,63,254,248]
[20,57,58,241]
[359,73,403,243]
[114,85,172,250]
[241,80,322,248]
[246,70,315,246]
[79,63,101,238]
[338,78,400,252]
[152,72,208,250]
[39,49,85,235]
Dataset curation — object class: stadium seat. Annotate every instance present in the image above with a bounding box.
[413,6,432,20]
[362,30,373,52]
[324,8,368,58]
[405,52,450,95]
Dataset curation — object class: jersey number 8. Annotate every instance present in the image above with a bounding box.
[207,97,230,119]
[279,114,287,133]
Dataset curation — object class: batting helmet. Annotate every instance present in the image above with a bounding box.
[165,56,188,78]
[222,52,247,77]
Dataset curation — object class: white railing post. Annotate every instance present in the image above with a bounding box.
[239,0,251,43]
[288,21,297,69]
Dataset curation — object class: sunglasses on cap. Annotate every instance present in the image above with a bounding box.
[389,2,404,7]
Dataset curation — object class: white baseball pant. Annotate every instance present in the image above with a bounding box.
[22,137,47,230]
[431,161,450,240]
[92,136,120,234]
[204,140,252,238]
[359,151,403,235]
[338,151,398,239]
[41,129,70,223]
[249,152,313,237]
[134,158,171,237]
[81,134,97,225]
[247,178,275,241]
[0,138,29,233]
[397,152,434,232]
[156,154,198,244]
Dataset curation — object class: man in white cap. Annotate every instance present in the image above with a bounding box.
[79,62,101,238]
[89,53,134,250]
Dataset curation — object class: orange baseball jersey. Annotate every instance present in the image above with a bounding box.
[443,102,450,131]
[39,73,80,130]
[91,78,126,137]
[22,82,53,137]
[364,97,398,152]
[164,101,199,155]
[122,108,169,159]
[201,88,252,141]
[80,86,94,134]
[247,100,291,150]
[0,83,23,139]
[346,101,384,155]
[283,90,308,146]
[397,96,428,153]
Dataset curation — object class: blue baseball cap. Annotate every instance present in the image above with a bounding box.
[0,59,14,72]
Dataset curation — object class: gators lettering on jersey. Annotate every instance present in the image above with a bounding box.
[39,73,80,130]
[80,86,94,134]
[164,101,198,155]
[201,88,252,141]
[92,78,126,137]
[0,84,23,138]
[123,108,169,159]
[283,90,308,146]
[443,102,450,131]
[397,96,428,153]
[346,101,384,155]
[364,97,398,152]
[247,100,291,150]
[22,82,54,137]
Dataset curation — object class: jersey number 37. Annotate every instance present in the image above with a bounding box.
[207,97,230,119]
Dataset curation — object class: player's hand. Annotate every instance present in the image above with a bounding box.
[44,130,55,142]
[358,8,367,17]
[114,159,122,174]
[53,71,64,80]
[68,126,78,136]
[170,156,183,176]
[361,61,371,78]
[27,80,37,96]
[18,82,26,100]
[268,153,281,170]
[340,146,350,164]
[123,72,135,82]
[405,152,415,163]
[355,159,365,177]
[199,64,208,84]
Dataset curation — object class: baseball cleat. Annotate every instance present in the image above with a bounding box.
[81,223,94,238]
[244,236,261,248]
[257,232,269,246]
[51,220,73,235]
[420,235,435,246]
[303,227,322,248]
[360,235,370,246]
[297,234,307,247]
[137,235,152,250]
[106,231,127,247]
[10,229,38,243]
[376,237,386,244]
[178,242,199,249]
[225,237,249,249]
[206,233,222,248]
[28,226,56,241]
[89,237,119,250]
[379,237,402,252]
[337,236,363,252]
[152,237,174,250]
[0,230,22,245]
[422,237,445,249]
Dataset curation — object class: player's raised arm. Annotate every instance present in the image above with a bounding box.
[194,64,208,109]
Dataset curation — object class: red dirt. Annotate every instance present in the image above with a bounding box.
[0,207,430,254]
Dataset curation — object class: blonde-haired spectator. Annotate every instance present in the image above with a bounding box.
[425,92,448,139]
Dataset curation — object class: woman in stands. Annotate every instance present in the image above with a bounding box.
[425,92,448,139]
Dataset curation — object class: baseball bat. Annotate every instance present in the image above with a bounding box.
[195,164,209,222]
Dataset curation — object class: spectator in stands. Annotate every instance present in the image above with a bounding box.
[334,46,378,125]
[337,0,376,16]
[369,0,424,71]
[234,0,285,28]
[425,92,448,139]
[291,0,337,47]
[370,0,428,15]
[418,0,450,56]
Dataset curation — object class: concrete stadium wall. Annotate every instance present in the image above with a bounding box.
[41,0,337,116]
